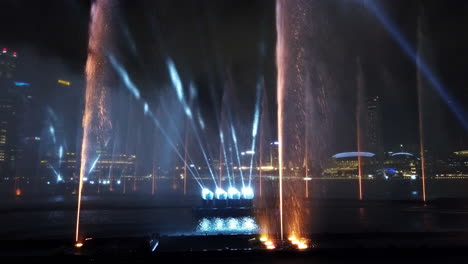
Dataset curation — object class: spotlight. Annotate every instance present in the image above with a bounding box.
[201,188,214,200]
[241,186,254,199]
[227,187,241,199]
[215,188,227,200]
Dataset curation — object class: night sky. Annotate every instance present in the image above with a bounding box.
[1,0,467,157]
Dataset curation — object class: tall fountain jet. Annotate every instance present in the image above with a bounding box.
[76,0,114,243]
[276,0,308,241]
[417,10,428,202]
[273,0,334,245]
[356,57,365,201]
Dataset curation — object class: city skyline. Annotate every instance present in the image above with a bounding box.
[1,1,468,256]
[0,0,466,185]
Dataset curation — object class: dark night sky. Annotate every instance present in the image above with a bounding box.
[0,0,467,156]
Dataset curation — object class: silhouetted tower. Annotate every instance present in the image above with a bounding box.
[364,96,383,155]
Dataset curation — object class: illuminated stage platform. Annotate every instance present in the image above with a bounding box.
[194,186,255,217]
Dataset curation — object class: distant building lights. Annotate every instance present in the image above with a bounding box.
[58,80,71,86]
[332,152,376,159]
[391,152,415,157]
[14,82,30,87]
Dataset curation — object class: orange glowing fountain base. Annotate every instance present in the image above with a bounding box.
[259,235,311,251]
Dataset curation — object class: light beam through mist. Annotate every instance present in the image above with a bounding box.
[219,131,232,187]
[230,125,245,188]
[107,52,205,188]
[363,0,468,130]
[144,107,204,188]
[88,154,101,175]
[49,125,56,144]
[248,80,262,187]
[108,54,141,100]
[165,60,218,187]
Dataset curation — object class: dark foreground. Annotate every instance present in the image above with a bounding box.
[2,232,468,263]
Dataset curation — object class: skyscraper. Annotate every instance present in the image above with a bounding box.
[0,48,17,80]
[0,97,15,176]
[364,96,383,155]
[0,48,19,177]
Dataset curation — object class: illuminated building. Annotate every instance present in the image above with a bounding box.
[0,48,17,80]
[0,97,15,177]
[0,48,20,177]
[322,152,379,178]
[382,152,420,179]
[42,152,137,182]
[436,150,468,177]
[452,150,468,175]
[362,96,383,155]
[324,151,422,180]
[89,152,137,181]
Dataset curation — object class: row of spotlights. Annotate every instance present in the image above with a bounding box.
[202,187,254,200]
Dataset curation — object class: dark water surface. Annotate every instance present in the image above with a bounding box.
[2,178,468,240]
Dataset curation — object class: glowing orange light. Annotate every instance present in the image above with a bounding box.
[298,242,308,249]
[75,242,83,248]
[264,239,276,250]
[259,236,268,242]
[15,188,21,196]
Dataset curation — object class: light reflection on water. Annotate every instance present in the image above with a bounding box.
[196,217,259,234]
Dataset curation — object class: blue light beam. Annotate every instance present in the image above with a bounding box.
[248,79,262,186]
[230,125,245,188]
[108,54,141,100]
[363,0,468,130]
